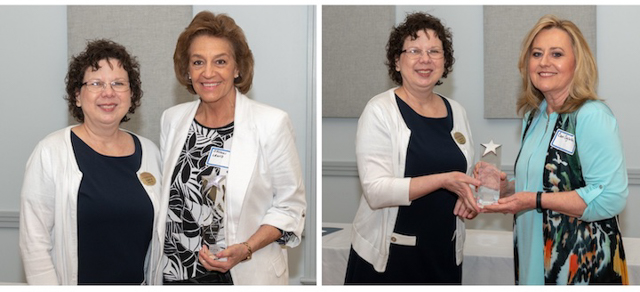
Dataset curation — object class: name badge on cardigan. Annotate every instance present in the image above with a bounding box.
[550,129,575,155]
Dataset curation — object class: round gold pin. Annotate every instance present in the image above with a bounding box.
[139,172,156,186]
[454,132,466,145]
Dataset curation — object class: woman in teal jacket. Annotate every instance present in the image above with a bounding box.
[483,15,628,285]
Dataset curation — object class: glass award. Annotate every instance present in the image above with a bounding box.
[476,140,501,207]
[201,173,227,261]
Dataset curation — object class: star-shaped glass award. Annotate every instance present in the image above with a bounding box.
[476,140,502,207]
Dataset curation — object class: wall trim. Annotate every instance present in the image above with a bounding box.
[323,160,640,185]
[322,161,359,177]
[0,211,19,228]
[629,168,640,185]
[3,167,637,228]
[303,5,317,284]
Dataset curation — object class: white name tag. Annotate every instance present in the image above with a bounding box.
[206,147,231,170]
[550,129,575,155]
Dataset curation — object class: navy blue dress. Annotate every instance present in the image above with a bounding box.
[73,132,153,284]
[345,95,466,284]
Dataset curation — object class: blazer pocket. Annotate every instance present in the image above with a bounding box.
[271,251,287,278]
[389,232,416,246]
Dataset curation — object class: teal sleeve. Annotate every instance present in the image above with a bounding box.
[575,102,628,221]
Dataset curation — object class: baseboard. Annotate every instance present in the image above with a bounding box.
[299,277,317,285]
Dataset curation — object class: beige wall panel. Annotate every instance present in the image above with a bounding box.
[483,6,596,118]
[323,5,396,118]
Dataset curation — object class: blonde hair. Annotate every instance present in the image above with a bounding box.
[516,15,599,116]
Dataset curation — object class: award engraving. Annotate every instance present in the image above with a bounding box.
[476,140,501,207]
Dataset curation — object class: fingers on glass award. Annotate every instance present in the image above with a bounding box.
[477,140,501,207]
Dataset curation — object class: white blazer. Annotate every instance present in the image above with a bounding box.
[19,126,163,285]
[352,88,475,272]
[155,89,306,285]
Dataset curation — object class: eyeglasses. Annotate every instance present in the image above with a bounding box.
[401,48,444,60]
[81,80,130,93]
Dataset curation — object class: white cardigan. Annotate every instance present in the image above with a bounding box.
[352,88,475,272]
[19,126,163,284]
[155,89,306,285]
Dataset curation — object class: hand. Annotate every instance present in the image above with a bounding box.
[442,171,482,214]
[473,161,505,188]
[498,171,509,198]
[481,191,535,214]
[454,197,478,219]
[472,161,486,190]
[198,244,250,273]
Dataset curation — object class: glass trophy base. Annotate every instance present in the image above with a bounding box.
[477,186,499,207]
[206,244,227,262]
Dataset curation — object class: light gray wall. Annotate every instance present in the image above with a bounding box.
[0,6,67,284]
[0,5,316,284]
[0,6,68,218]
[322,6,640,238]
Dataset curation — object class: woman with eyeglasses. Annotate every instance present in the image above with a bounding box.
[19,39,163,284]
[155,11,306,285]
[344,12,480,284]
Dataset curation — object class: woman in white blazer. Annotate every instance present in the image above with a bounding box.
[156,11,306,285]
[344,12,481,284]
[19,39,163,284]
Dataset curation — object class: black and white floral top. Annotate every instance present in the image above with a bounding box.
[162,120,233,281]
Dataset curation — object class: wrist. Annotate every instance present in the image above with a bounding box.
[241,242,253,261]
[536,191,544,213]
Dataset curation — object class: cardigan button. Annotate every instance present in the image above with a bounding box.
[390,236,397,243]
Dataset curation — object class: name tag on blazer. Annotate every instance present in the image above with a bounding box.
[207,147,231,170]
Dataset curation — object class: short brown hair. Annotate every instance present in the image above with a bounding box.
[386,12,455,86]
[65,39,142,123]
[174,11,254,95]
[516,15,599,116]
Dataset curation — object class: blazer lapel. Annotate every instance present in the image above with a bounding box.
[159,100,199,241]
[226,90,258,237]
[163,100,200,176]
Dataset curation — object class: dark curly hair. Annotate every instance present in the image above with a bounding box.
[385,12,455,86]
[174,11,254,95]
[64,39,142,123]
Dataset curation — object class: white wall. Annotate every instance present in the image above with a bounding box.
[0,6,67,284]
[0,6,68,216]
[595,5,640,237]
[0,5,316,284]
[322,6,640,237]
